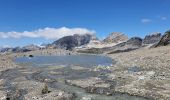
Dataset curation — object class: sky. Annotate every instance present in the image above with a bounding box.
[0,0,170,47]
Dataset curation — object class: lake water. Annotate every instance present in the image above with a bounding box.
[15,54,113,67]
[15,54,150,100]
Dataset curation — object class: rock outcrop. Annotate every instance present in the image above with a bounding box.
[155,30,170,47]
[103,32,128,43]
[143,33,161,44]
[52,34,92,50]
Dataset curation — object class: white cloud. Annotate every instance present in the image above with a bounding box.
[0,27,96,39]
[160,16,167,20]
[141,19,152,23]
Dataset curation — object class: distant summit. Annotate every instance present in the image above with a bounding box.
[103,32,128,43]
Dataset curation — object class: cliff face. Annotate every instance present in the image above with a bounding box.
[143,33,161,44]
[52,34,92,50]
[103,32,128,43]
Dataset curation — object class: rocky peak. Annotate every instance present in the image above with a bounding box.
[103,32,128,43]
[143,32,161,44]
[52,34,92,50]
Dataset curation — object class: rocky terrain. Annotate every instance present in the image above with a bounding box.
[67,45,170,100]
[107,46,170,99]
[0,49,77,100]
[0,43,170,99]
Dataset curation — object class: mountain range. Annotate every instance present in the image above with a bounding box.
[1,29,170,54]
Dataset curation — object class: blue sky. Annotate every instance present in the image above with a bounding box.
[0,0,170,47]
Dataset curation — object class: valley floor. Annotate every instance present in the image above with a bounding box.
[0,46,169,100]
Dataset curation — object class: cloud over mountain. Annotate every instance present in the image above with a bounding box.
[0,27,96,40]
